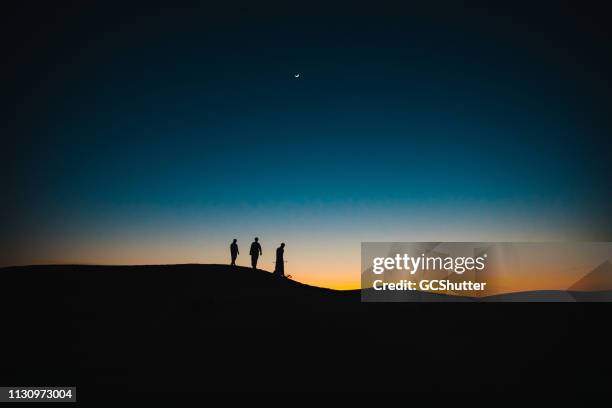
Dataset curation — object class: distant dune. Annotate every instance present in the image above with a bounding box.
[3,263,612,304]
[568,260,612,292]
[363,287,612,302]
[481,289,612,302]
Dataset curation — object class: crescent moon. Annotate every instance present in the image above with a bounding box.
[294,73,300,78]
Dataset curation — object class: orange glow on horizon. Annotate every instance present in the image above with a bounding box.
[6,238,610,294]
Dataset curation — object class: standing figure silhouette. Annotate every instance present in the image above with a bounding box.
[249,237,262,269]
[230,239,239,266]
[274,243,285,277]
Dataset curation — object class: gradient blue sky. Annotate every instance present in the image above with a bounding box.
[3,2,611,287]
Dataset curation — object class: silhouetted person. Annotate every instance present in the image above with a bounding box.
[230,239,239,266]
[249,237,262,269]
[274,243,285,277]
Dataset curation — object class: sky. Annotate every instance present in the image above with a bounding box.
[3,1,612,289]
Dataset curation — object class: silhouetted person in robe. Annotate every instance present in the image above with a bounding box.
[249,237,262,269]
[274,243,285,277]
[230,239,239,266]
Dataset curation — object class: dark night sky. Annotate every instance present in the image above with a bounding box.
[2,1,611,287]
